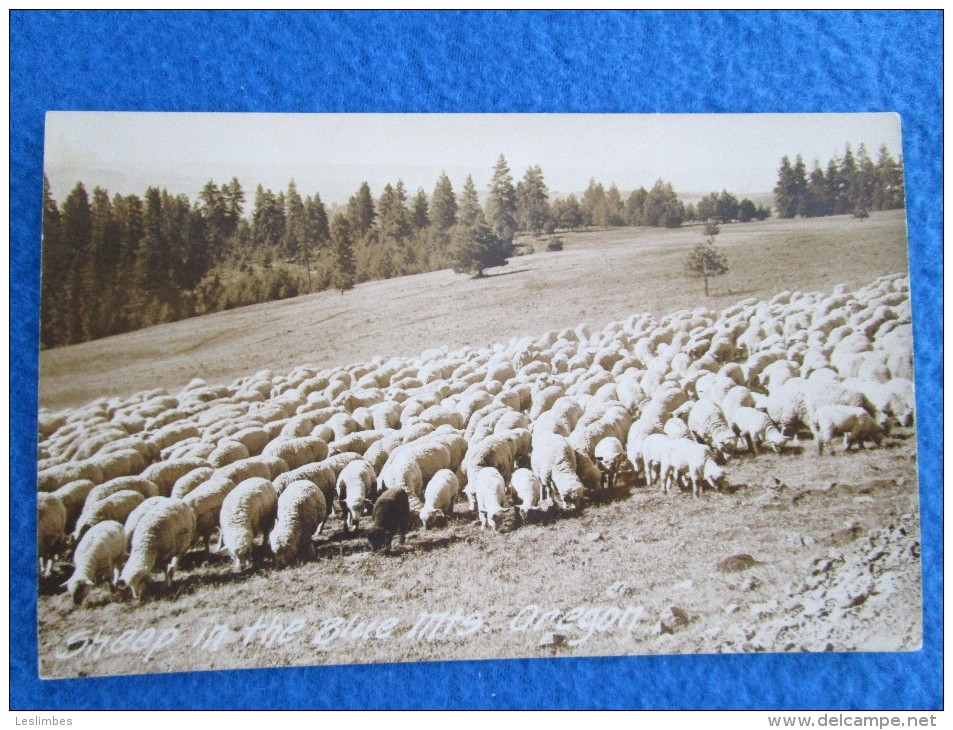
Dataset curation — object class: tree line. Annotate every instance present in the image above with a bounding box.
[41,155,708,348]
[773,143,905,219]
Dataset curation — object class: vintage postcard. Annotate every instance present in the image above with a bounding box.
[36,113,920,678]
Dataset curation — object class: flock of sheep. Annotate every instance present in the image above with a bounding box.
[36,273,915,606]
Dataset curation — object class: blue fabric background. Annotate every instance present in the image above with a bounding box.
[10,11,942,710]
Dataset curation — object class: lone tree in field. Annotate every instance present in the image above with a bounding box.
[686,229,729,297]
[451,221,508,278]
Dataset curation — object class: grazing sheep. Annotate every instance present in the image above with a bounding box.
[810,405,884,455]
[336,459,377,532]
[471,467,510,530]
[658,436,725,498]
[170,467,216,500]
[123,496,172,549]
[419,469,460,529]
[262,434,328,471]
[119,500,196,600]
[64,520,127,605]
[592,436,625,490]
[141,457,211,497]
[38,493,68,577]
[85,476,161,506]
[208,439,251,468]
[219,477,279,570]
[727,406,787,454]
[532,432,587,511]
[37,461,104,493]
[687,399,737,457]
[73,489,146,542]
[269,480,327,567]
[181,477,237,552]
[509,468,542,520]
[51,479,96,534]
[367,487,413,553]
[215,455,289,485]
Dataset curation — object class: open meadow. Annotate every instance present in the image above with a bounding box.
[36,210,921,678]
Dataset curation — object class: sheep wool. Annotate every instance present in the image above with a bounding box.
[219,477,278,570]
[120,499,196,600]
[64,520,127,605]
[269,480,326,567]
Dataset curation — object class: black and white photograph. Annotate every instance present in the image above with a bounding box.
[35,112,921,679]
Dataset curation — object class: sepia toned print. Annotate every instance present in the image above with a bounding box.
[36,113,919,678]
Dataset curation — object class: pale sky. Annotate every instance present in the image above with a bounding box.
[44,112,903,206]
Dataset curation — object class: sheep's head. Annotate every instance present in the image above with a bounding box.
[703,459,725,490]
[367,527,393,553]
[419,508,446,530]
[66,577,92,605]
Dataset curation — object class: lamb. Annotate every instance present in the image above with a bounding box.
[366,487,413,553]
[656,436,725,498]
[63,520,127,605]
[471,467,510,530]
[810,405,884,455]
[119,499,196,600]
[418,469,461,529]
[509,468,541,520]
[269,480,327,567]
[593,436,625,490]
[336,459,377,532]
[219,477,279,570]
[181,476,237,551]
[38,493,68,577]
[73,489,147,542]
[727,406,787,454]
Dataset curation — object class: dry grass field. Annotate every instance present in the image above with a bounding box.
[36,210,921,679]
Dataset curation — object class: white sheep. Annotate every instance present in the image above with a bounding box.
[269,480,327,567]
[471,467,510,530]
[686,399,737,457]
[810,405,884,455]
[119,499,196,600]
[336,459,377,532]
[38,492,67,577]
[657,436,725,498]
[219,477,279,571]
[64,520,127,605]
[181,476,237,551]
[262,434,328,471]
[419,469,461,529]
[509,468,541,520]
[51,478,96,535]
[141,457,211,497]
[73,489,147,542]
[727,406,787,454]
[532,431,587,511]
[170,467,216,500]
[593,436,625,490]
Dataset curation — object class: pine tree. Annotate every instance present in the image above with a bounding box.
[331,213,355,292]
[283,179,306,260]
[581,179,607,227]
[412,188,429,231]
[642,179,685,228]
[430,172,457,231]
[485,154,518,244]
[515,165,551,235]
[773,156,798,219]
[347,182,375,238]
[61,181,93,342]
[451,220,507,278]
[458,175,485,228]
[625,188,647,226]
[605,184,625,227]
[40,175,66,347]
